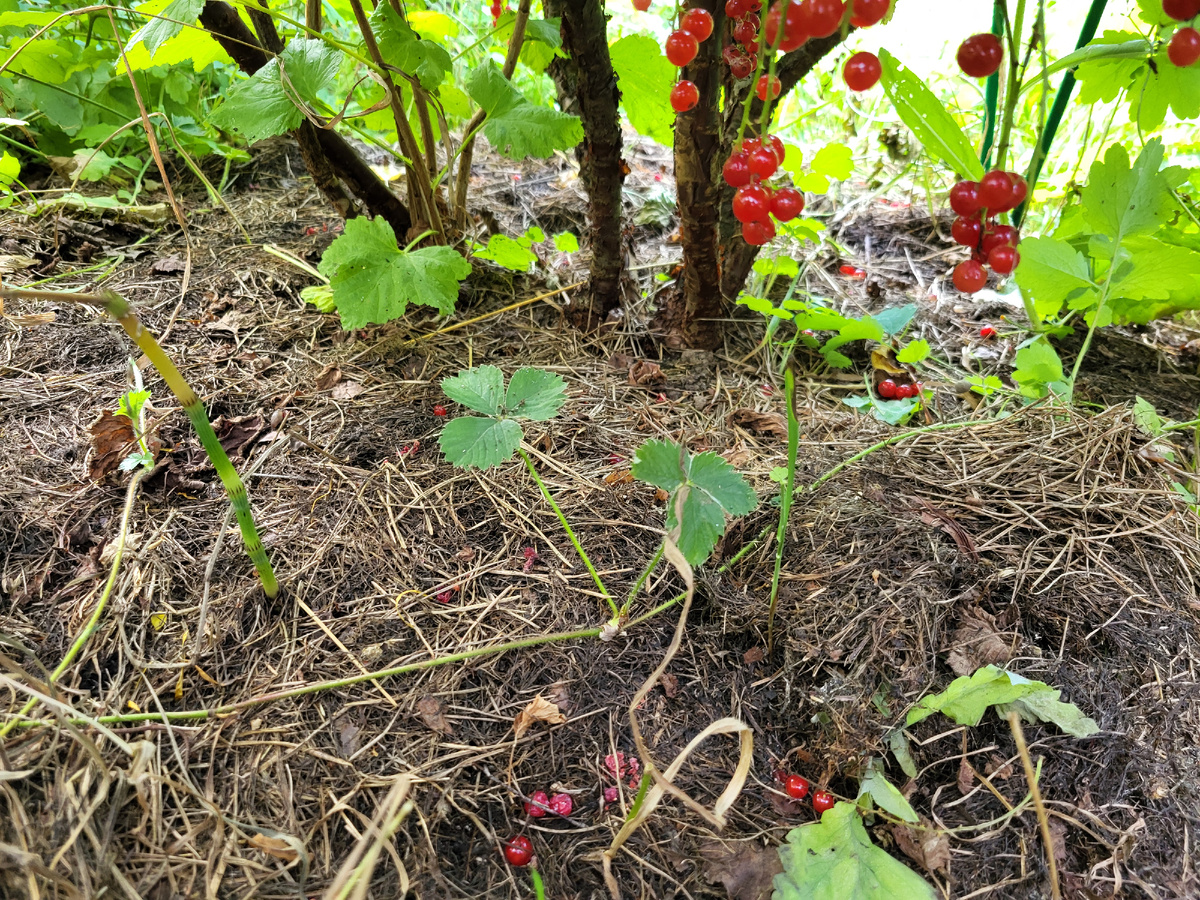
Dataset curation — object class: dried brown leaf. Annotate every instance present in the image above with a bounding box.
[151,254,186,274]
[628,360,664,385]
[213,414,265,458]
[331,380,365,400]
[892,819,950,874]
[513,694,566,739]
[957,757,975,795]
[88,410,136,480]
[416,696,452,735]
[700,841,782,900]
[871,348,907,375]
[604,469,634,485]
[315,364,343,391]
[247,833,299,862]
[743,647,764,665]
[727,408,787,437]
[660,673,679,698]
[946,607,1014,676]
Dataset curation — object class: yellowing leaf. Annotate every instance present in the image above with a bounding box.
[150,613,167,630]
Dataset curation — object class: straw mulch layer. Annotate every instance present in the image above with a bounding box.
[2,155,1200,899]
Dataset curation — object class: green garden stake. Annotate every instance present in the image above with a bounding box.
[1,286,279,597]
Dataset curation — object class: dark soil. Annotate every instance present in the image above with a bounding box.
[2,141,1199,900]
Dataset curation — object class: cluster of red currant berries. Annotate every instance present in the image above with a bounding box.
[486,0,508,25]
[524,790,573,818]
[877,379,923,399]
[664,8,715,111]
[1165,0,1200,67]
[948,169,1026,293]
[723,133,805,244]
[779,771,837,815]
[723,0,764,80]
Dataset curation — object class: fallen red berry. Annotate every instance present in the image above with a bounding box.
[548,793,573,816]
[957,33,1003,78]
[785,774,810,799]
[670,80,700,112]
[895,382,915,399]
[812,791,836,815]
[525,790,549,817]
[603,786,619,803]
[433,404,447,416]
[953,259,988,294]
[665,30,699,66]
[435,589,452,603]
[504,835,534,867]
[681,7,715,40]
[843,51,881,91]
[878,379,899,399]
[980,325,997,338]
[839,264,866,277]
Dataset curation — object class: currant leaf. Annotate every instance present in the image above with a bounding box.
[467,63,583,159]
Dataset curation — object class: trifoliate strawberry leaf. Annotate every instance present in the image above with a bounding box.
[609,35,675,147]
[370,2,452,90]
[858,759,918,823]
[467,63,583,159]
[210,39,341,143]
[130,0,204,58]
[439,417,523,469]
[774,802,936,900]
[907,666,1042,728]
[1014,236,1097,321]
[874,304,916,336]
[504,368,567,420]
[631,439,687,492]
[633,440,756,566]
[441,365,506,416]
[998,687,1100,738]
[317,217,470,329]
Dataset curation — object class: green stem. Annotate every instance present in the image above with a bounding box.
[766,364,799,654]
[518,449,616,616]
[0,287,278,597]
[993,0,1028,171]
[979,1,1004,167]
[530,868,545,900]
[620,543,665,616]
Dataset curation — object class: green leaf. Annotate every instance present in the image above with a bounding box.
[609,34,675,147]
[887,729,918,779]
[858,759,918,823]
[129,0,204,59]
[774,802,935,900]
[116,389,151,421]
[895,340,929,364]
[688,451,758,518]
[553,232,579,253]
[907,666,1041,727]
[874,304,916,336]
[1014,236,1097,321]
[318,217,470,329]
[524,18,563,49]
[1075,31,1147,105]
[301,283,335,313]
[474,233,538,271]
[467,63,583,159]
[878,49,984,181]
[209,39,340,143]
[0,151,19,185]
[439,416,523,469]
[1082,139,1173,241]
[441,365,505,416]
[1132,397,1164,437]
[998,687,1100,738]
[504,368,567,420]
[810,142,853,181]
[631,438,687,492]
[370,2,452,90]
[1012,340,1064,399]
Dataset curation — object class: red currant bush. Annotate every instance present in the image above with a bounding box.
[956,33,1003,78]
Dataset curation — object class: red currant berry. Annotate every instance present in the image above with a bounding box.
[843,51,881,91]
[949,180,982,216]
[980,325,997,338]
[771,187,805,221]
[849,0,889,26]
[664,30,699,66]
[548,793,574,816]
[1169,28,1200,67]
[1008,172,1029,207]
[765,1,808,51]
[804,0,845,37]
[978,169,1014,211]
[504,835,533,866]
[730,53,754,78]
[951,215,982,247]
[681,8,715,41]
[812,791,836,815]
[433,404,447,416]
[723,151,753,187]
[763,133,785,162]
[986,224,1019,250]
[953,259,988,293]
[785,774,810,799]
[733,18,759,46]
[733,184,771,223]
[632,0,652,9]
[670,80,700,112]
[878,379,898,399]
[742,218,776,245]
[988,244,1020,275]
[756,73,782,101]
[1163,0,1200,20]
[749,146,780,178]
[524,790,549,817]
[956,33,1003,78]
[726,0,749,15]
[896,382,916,399]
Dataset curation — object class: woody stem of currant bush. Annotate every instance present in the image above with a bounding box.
[0,286,279,598]
[454,0,530,227]
[766,361,798,654]
[346,0,443,240]
[517,448,618,616]
[992,0,1028,171]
